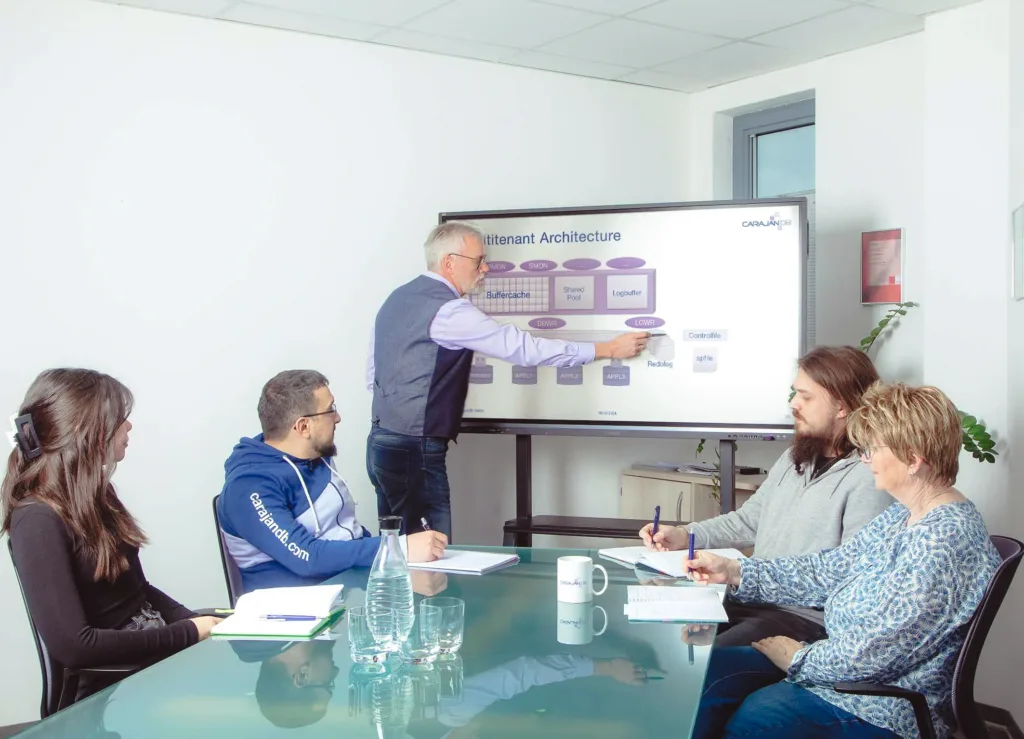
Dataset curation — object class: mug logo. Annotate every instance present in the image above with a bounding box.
[558,618,583,627]
[559,578,586,587]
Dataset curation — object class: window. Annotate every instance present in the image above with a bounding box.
[733,99,816,347]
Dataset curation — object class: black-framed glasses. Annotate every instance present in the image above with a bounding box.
[301,403,337,420]
[302,676,336,694]
[448,252,487,270]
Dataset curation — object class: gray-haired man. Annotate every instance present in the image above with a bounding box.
[366,221,650,539]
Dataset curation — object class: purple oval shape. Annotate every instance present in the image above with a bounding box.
[606,257,646,269]
[562,258,602,271]
[486,260,515,273]
[520,259,557,272]
[529,317,567,330]
[625,316,665,329]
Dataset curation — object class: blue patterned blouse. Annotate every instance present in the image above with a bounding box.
[735,500,999,739]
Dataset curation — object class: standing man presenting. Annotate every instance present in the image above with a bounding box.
[367,221,650,539]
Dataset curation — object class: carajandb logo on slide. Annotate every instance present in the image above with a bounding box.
[741,212,792,230]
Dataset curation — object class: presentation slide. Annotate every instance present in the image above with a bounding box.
[444,201,805,430]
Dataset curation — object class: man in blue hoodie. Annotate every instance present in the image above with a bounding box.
[218,370,448,593]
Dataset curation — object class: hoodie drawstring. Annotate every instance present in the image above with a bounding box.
[282,456,323,537]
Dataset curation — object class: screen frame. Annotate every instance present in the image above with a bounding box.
[441,197,808,441]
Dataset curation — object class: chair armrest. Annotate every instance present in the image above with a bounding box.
[834,683,936,739]
[834,682,921,699]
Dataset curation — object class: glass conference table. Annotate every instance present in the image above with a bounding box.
[17,547,715,739]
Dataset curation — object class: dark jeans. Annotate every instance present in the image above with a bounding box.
[366,426,452,540]
[693,647,899,739]
[714,601,826,647]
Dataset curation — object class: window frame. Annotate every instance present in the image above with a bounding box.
[732,99,816,199]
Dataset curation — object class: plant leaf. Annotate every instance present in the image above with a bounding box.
[980,440,995,450]
[983,453,996,463]
[961,415,977,427]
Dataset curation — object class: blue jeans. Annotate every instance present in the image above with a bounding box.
[366,426,452,540]
[693,647,899,739]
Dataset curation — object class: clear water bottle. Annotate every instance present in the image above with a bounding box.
[367,516,414,650]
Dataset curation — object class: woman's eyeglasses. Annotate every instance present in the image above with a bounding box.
[857,445,888,461]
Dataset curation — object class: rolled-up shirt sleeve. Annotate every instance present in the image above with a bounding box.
[430,298,596,367]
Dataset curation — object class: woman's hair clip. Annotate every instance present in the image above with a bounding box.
[6,413,43,460]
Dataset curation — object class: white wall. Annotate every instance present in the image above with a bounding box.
[685,34,926,384]
[0,0,689,725]
[1002,0,1024,721]
[920,1,1018,715]
[686,0,1022,720]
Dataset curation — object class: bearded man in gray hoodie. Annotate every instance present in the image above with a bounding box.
[640,346,893,647]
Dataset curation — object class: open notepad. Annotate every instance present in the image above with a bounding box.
[211,584,345,639]
[624,585,729,623]
[599,546,747,578]
[407,549,519,575]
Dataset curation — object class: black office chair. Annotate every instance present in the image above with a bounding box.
[7,540,138,719]
[836,535,1023,739]
[212,494,244,608]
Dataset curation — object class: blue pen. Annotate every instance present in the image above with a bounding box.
[688,532,695,562]
[260,615,318,621]
[652,505,661,537]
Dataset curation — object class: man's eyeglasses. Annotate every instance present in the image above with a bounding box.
[302,676,336,694]
[448,252,487,271]
[301,403,337,420]
[857,445,888,461]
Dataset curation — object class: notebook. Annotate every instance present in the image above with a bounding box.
[210,584,345,639]
[624,585,729,623]
[599,546,747,578]
[407,549,519,575]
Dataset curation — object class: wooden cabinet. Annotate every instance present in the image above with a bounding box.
[619,469,765,524]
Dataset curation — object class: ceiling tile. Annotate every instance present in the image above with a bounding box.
[537,0,664,14]
[615,69,705,92]
[540,18,727,67]
[752,4,923,54]
[655,41,811,85]
[629,0,849,40]
[220,3,386,40]
[405,0,607,48]
[241,0,451,26]
[505,50,635,79]
[112,0,234,14]
[373,29,520,62]
[860,0,982,16]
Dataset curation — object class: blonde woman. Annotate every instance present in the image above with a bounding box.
[687,383,999,739]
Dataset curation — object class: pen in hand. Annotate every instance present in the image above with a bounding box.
[420,517,432,531]
[652,506,661,539]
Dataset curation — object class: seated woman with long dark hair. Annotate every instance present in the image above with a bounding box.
[2,368,219,699]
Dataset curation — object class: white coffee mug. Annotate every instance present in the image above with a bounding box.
[556,556,608,603]
[556,601,608,645]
